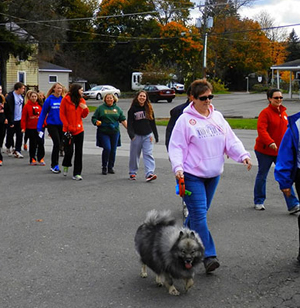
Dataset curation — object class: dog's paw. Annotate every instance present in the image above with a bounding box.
[184,278,194,291]
[141,264,147,278]
[156,275,163,287]
[169,285,180,296]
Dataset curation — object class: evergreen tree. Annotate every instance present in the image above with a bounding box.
[286,29,300,62]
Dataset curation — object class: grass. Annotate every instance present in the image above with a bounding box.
[156,118,258,130]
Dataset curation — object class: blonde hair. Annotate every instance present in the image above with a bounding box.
[46,82,66,98]
[104,93,118,104]
[24,90,33,104]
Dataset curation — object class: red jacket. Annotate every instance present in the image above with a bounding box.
[60,94,89,135]
[21,100,42,130]
[254,104,288,156]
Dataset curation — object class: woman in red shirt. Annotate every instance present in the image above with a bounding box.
[254,88,299,213]
[21,91,45,165]
[60,84,89,180]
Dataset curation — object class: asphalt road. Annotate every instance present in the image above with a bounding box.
[1,93,300,308]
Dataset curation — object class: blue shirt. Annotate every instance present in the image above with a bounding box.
[13,92,23,121]
[37,94,63,131]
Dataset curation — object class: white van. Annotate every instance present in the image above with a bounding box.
[131,72,144,91]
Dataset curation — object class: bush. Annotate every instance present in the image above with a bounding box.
[209,78,228,93]
[251,84,270,92]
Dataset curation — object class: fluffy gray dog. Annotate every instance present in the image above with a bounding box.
[134,209,205,295]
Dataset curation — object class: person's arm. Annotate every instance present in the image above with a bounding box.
[37,97,50,132]
[127,108,135,140]
[79,101,89,118]
[257,110,275,148]
[20,104,28,132]
[150,113,159,142]
[91,106,101,126]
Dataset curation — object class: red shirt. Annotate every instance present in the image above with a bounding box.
[254,104,288,156]
[21,100,42,130]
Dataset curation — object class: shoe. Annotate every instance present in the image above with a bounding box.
[39,158,46,166]
[129,174,136,180]
[14,151,24,158]
[6,148,13,156]
[204,257,220,273]
[63,166,68,176]
[30,158,37,165]
[254,204,265,211]
[73,175,83,181]
[108,168,115,174]
[50,165,61,173]
[146,174,157,182]
[289,205,300,214]
[23,144,28,151]
[0,160,2,166]
[102,167,107,175]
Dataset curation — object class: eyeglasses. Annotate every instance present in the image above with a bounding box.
[272,96,283,100]
[197,95,214,101]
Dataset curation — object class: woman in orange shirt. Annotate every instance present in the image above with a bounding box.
[60,84,89,180]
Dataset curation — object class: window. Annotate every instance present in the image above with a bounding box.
[49,75,57,83]
[18,71,26,84]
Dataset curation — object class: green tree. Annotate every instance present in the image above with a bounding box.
[286,29,300,62]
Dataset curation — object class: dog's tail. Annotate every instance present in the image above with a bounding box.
[144,209,176,227]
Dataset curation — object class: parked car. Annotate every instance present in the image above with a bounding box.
[167,81,185,94]
[143,85,175,103]
[83,85,121,100]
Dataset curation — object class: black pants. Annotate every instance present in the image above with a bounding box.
[62,131,84,176]
[0,122,6,160]
[6,121,23,152]
[26,129,45,163]
[47,125,63,168]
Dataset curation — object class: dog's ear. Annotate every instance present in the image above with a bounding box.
[179,231,184,239]
[190,231,196,239]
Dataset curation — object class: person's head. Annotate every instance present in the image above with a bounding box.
[28,90,38,103]
[131,90,154,120]
[14,82,25,95]
[267,88,283,108]
[191,79,214,114]
[46,82,64,98]
[69,83,83,107]
[0,85,2,95]
[104,93,118,107]
[186,85,192,102]
[24,90,33,104]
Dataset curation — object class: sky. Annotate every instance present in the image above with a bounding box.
[191,0,300,34]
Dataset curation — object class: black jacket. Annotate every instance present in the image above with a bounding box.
[4,91,24,125]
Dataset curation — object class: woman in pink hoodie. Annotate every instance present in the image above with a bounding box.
[168,79,252,273]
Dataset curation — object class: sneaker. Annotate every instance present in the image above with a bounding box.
[63,166,68,176]
[204,257,220,273]
[146,174,157,182]
[129,174,136,180]
[23,144,28,151]
[102,167,107,175]
[183,203,189,218]
[30,158,37,165]
[254,204,265,211]
[0,160,2,166]
[73,175,83,181]
[39,158,46,166]
[6,148,13,156]
[14,151,24,158]
[289,205,300,214]
[50,165,61,173]
[108,168,115,174]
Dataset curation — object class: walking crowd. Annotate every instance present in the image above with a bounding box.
[1,79,300,271]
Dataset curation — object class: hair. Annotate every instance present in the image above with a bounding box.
[24,90,33,104]
[267,88,281,100]
[186,85,192,97]
[28,90,38,99]
[46,82,65,98]
[14,82,24,91]
[68,83,83,108]
[104,93,118,104]
[130,90,154,120]
[190,79,213,98]
[0,94,5,104]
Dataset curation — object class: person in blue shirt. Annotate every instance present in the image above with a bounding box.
[37,82,66,173]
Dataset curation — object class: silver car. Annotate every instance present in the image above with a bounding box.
[83,85,121,100]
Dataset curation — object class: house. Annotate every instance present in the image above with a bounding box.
[271,59,300,99]
[38,61,72,93]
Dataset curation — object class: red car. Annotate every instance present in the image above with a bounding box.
[144,85,176,103]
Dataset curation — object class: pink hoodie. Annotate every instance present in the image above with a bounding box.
[168,102,250,178]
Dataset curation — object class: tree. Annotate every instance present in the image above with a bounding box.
[286,29,300,62]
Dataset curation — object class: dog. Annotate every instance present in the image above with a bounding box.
[134,209,205,295]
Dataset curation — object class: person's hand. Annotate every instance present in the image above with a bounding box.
[269,143,277,151]
[96,120,102,126]
[281,188,291,197]
[79,103,87,109]
[175,170,184,180]
[21,129,25,133]
[10,124,14,128]
[243,157,252,171]
[4,119,8,124]
[150,136,153,143]
[38,131,44,138]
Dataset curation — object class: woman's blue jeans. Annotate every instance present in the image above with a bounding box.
[254,150,299,209]
[183,172,220,258]
[99,132,120,169]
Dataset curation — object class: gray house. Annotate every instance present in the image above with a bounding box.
[38,61,72,93]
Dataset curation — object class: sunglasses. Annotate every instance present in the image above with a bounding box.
[272,96,283,100]
[197,95,214,101]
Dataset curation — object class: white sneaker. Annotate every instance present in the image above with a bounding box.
[14,151,24,158]
[254,204,265,211]
[6,148,13,156]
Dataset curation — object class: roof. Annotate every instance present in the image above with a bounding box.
[38,60,72,73]
[271,59,300,71]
